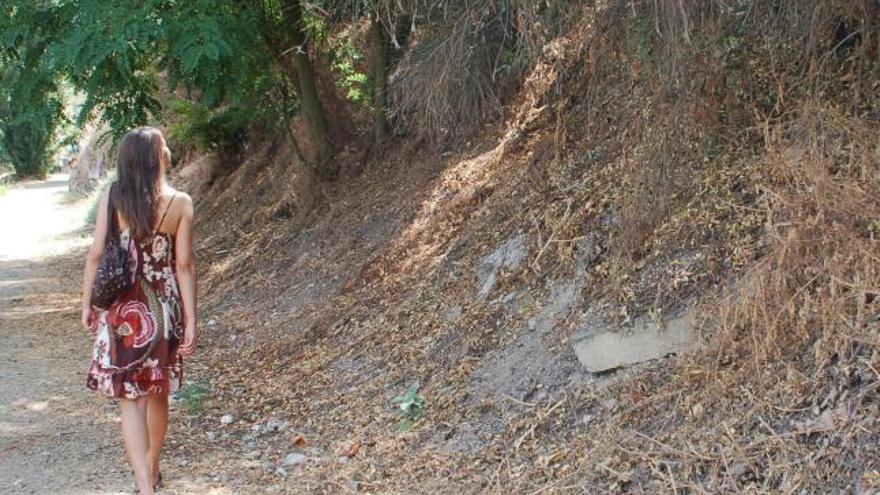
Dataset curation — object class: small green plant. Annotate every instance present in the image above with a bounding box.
[176,380,212,414]
[330,39,369,104]
[391,381,425,431]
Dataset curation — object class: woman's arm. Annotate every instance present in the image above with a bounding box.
[174,193,198,356]
[81,190,110,331]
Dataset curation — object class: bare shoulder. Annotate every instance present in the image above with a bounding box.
[172,189,193,206]
[163,188,193,213]
[176,191,193,215]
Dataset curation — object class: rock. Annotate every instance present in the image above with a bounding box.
[282,453,307,466]
[221,414,235,425]
[274,467,288,477]
[502,291,518,305]
[265,418,286,433]
[207,319,218,327]
[239,459,262,469]
[441,304,463,323]
[528,277,582,334]
[477,234,526,300]
[445,425,484,454]
[336,456,350,464]
[731,461,749,477]
[572,311,697,373]
[206,431,218,442]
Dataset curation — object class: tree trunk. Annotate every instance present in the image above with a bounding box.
[368,14,388,144]
[281,1,336,180]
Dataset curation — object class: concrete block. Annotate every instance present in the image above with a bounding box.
[572,312,696,372]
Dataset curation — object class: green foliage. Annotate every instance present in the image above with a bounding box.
[167,101,251,155]
[47,1,164,137]
[162,2,274,108]
[43,0,277,138]
[176,380,212,414]
[391,381,425,431]
[330,39,370,104]
[1,0,393,171]
[0,98,63,178]
[0,1,66,178]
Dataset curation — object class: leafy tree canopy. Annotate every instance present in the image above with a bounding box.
[2,0,286,140]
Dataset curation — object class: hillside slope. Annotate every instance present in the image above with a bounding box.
[173,2,879,493]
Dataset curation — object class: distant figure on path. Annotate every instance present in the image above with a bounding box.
[80,127,198,494]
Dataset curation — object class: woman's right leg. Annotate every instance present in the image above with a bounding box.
[119,397,154,495]
[146,393,169,486]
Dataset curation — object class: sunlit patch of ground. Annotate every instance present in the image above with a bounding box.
[0,174,91,262]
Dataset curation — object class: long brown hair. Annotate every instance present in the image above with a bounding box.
[112,127,166,240]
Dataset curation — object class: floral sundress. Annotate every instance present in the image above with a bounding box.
[86,227,184,399]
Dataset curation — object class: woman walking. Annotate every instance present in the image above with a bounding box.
[81,127,197,494]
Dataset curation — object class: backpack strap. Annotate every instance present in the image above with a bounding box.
[105,183,120,243]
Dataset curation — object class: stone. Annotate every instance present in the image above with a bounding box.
[502,291,518,305]
[265,418,286,433]
[441,304,463,323]
[239,459,263,469]
[282,453,307,466]
[527,278,582,334]
[477,234,526,299]
[572,312,696,373]
[220,414,235,425]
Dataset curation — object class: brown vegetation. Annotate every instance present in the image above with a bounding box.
[171,1,879,492]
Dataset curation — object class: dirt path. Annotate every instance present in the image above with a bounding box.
[0,176,228,494]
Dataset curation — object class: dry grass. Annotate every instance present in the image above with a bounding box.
[552,103,880,494]
[169,0,880,493]
[389,13,503,148]
[388,1,584,149]
[505,0,880,492]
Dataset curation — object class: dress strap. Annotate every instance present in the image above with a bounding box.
[153,193,177,236]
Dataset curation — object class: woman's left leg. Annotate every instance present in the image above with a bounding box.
[146,393,169,486]
[119,397,154,494]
